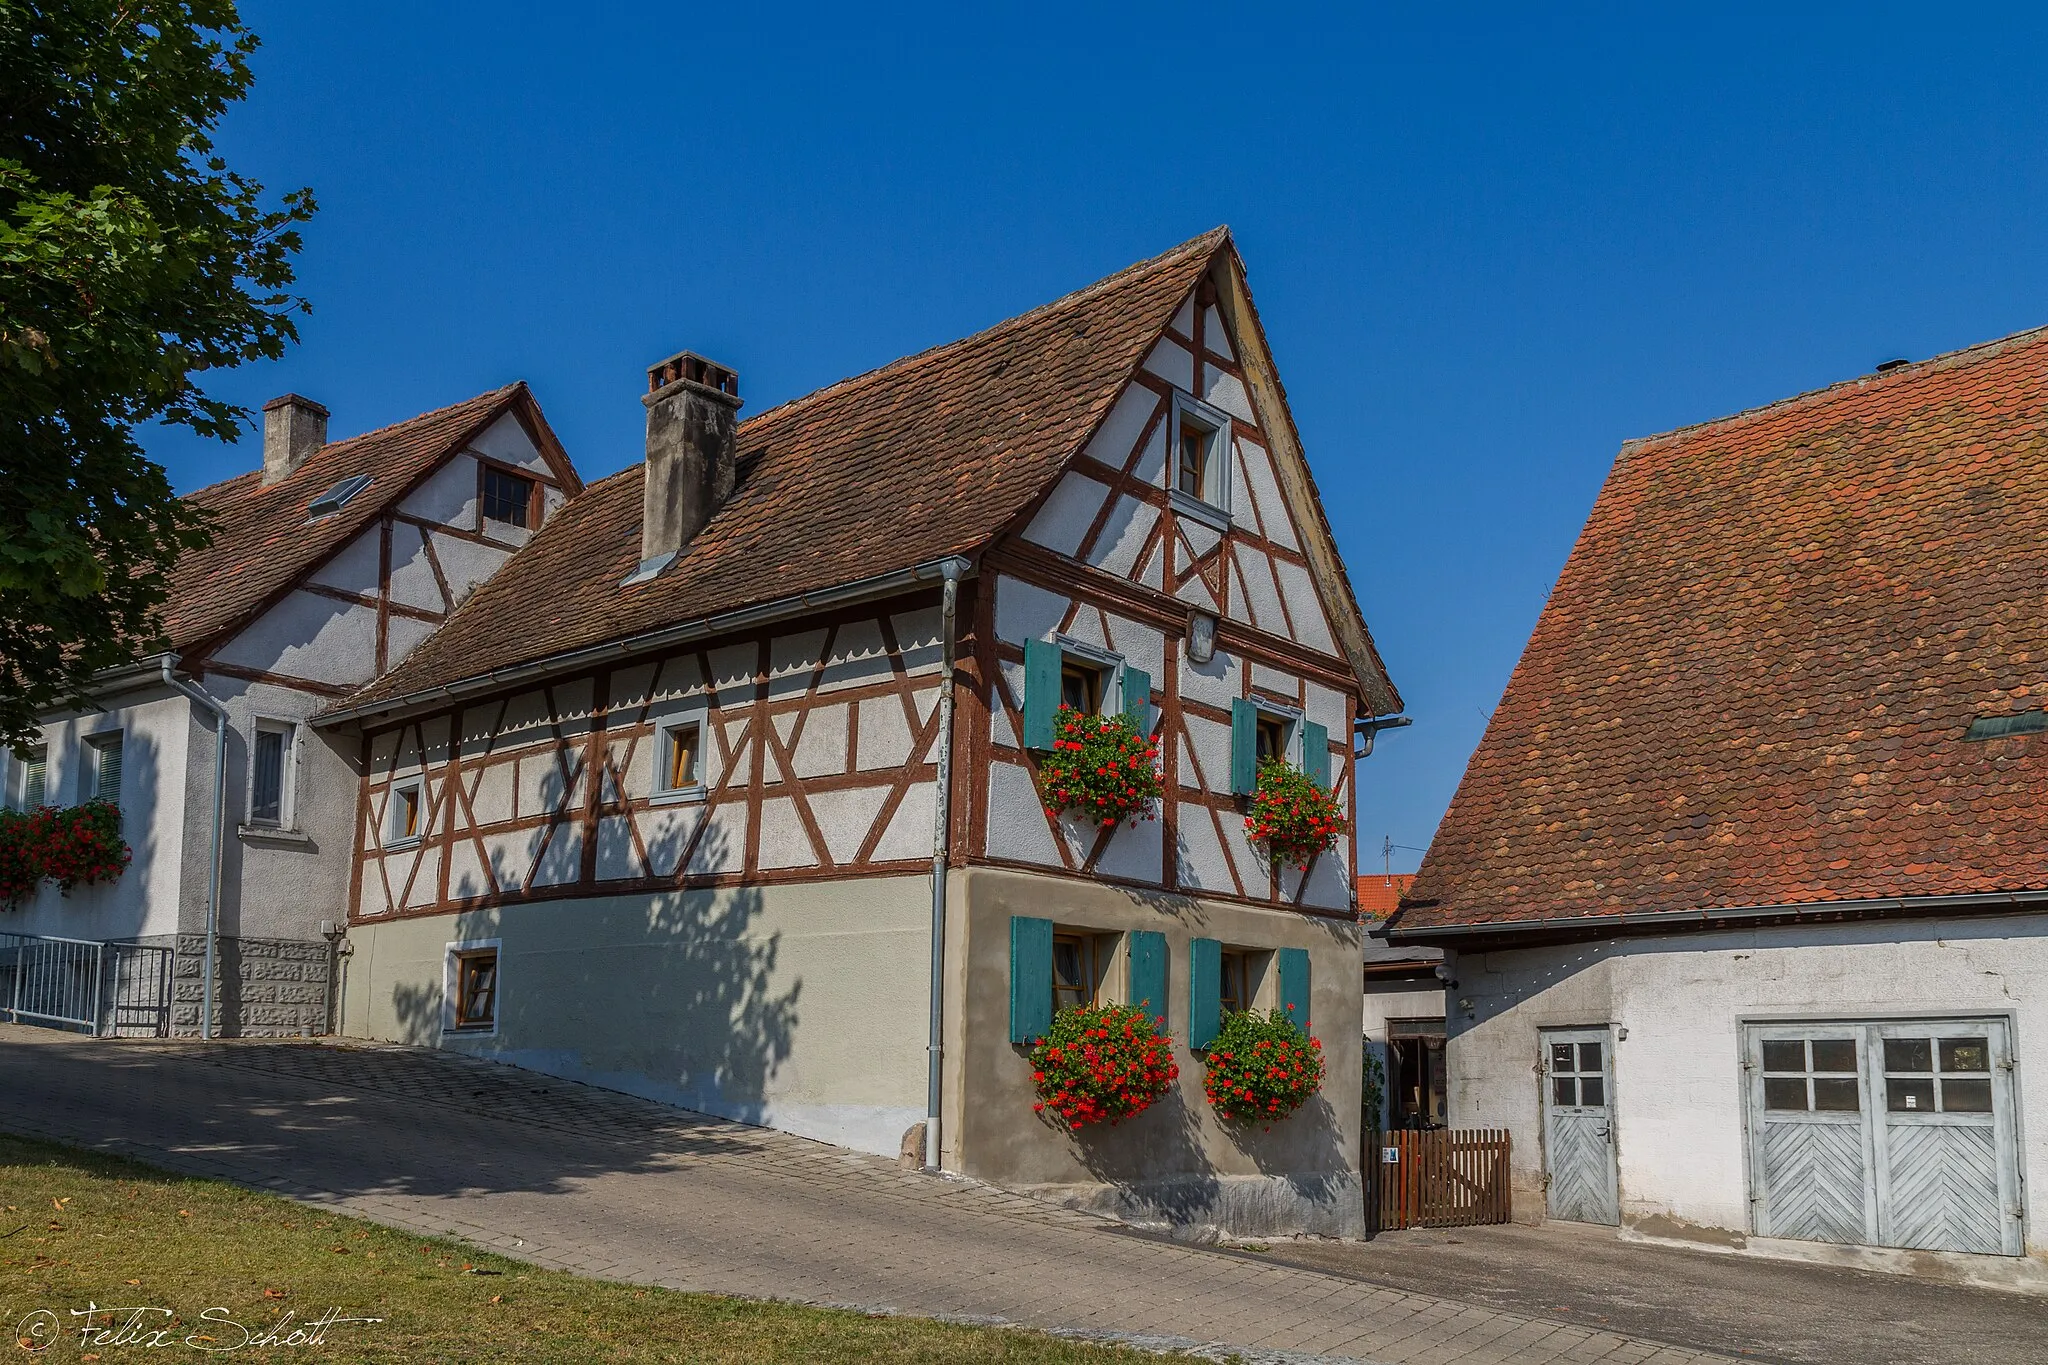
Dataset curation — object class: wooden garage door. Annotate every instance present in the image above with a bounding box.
[1744,1020,2020,1256]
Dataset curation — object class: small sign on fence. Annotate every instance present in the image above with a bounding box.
[1382,1146,1400,1164]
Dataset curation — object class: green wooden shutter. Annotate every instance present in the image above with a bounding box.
[1121,665,1151,732]
[1127,930,1167,1028]
[1301,720,1329,789]
[1278,946,1310,1029]
[1188,937,1222,1050]
[1009,916,1055,1044]
[1230,698,1258,795]
[1023,640,1062,750]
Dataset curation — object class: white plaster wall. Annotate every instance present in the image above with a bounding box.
[212,589,381,688]
[1445,915,2048,1253]
[3,685,193,941]
[341,874,935,1157]
[1365,978,1446,1038]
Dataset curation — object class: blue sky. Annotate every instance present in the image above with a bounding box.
[156,4,2048,872]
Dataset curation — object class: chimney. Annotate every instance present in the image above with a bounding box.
[261,394,328,485]
[626,351,742,584]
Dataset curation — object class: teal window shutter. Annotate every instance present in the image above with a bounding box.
[1188,937,1222,1050]
[1121,665,1151,732]
[1023,640,1062,749]
[1127,930,1167,1028]
[1301,720,1329,789]
[1229,698,1258,795]
[1278,947,1310,1029]
[1009,916,1054,1044]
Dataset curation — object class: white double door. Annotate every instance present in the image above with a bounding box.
[1744,1018,2021,1256]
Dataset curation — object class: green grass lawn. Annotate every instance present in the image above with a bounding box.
[0,1133,1158,1362]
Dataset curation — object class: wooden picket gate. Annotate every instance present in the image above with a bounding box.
[1373,1129,1512,1230]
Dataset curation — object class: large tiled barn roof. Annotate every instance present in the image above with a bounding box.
[1400,325,2048,935]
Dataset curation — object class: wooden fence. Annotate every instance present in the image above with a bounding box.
[1371,1128,1512,1230]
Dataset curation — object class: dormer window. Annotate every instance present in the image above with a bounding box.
[1168,392,1232,528]
[307,473,372,520]
[482,465,535,528]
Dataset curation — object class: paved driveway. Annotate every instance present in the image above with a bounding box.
[0,1026,1743,1364]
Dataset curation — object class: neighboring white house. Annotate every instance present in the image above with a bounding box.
[317,230,1406,1238]
[3,385,579,1035]
[1388,326,2048,1287]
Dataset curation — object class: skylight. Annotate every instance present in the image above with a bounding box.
[307,473,372,520]
[1964,711,2048,741]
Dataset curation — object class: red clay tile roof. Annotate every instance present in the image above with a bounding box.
[340,230,1238,713]
[1401,325,2048,933]
[1355,874,1415,922]
[167,384,568,657]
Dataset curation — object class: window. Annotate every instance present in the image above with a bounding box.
[1883,1035,1992,1114]
[1760,1037,1862,1112]
[1218,949,1252,1016]
[482,466,535,527]
[387,780,423,846]
[1167,392,1232,523]
[1060,659,1105,715]
[250,722,293,827]
[1052,933,1103,1013]
[1548,1038,1608,1109]
[14,746,46,810]
[1255,714,1290,763]
[88,733,123,806]
[657,719,703,796]
[307,473,372,520]
[448,945,498,1032]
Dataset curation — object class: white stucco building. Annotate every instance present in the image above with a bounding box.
[1388,326,2048,1288]
[4,385,579,1035]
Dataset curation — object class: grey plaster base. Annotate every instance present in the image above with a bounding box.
[1015,1171,1366,1242]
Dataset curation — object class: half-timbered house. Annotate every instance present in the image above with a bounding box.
[323,230,1402,1238]
[2,384,579,1037]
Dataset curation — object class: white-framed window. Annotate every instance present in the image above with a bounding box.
[9,745,47,811]
[248,719,297,829]
[386,777,425,848]
[1252,698,1302,766]
[86,732,124,807]
[444,939,501,1035]
[1168,391,1233,527]
[1052,928,1126,1013]
[651,701,712,803]
[1052,636,1126,718]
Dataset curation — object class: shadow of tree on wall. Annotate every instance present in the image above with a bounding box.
[382,815,802,1172]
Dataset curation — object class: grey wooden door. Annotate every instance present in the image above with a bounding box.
[1542,1029,1619,1225]
[1746,1020,2020,1256]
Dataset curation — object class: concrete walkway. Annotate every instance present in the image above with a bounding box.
[0,1026,1732,1365]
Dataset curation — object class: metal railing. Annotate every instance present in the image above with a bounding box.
[0,932,174,1038]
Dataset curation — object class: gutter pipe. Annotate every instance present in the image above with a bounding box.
[924,561,962,1170]
[316,556,976,730]
[1353,712,1411,759]
[1384,888,2048,945]
[159,656,228,1041]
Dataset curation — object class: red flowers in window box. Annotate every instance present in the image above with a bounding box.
[1201,1006,1326,1125]
[0,800,131,908]
[1037,704,1163,829]
[1027,1003,1179,1131]
[1243,758,1346,867]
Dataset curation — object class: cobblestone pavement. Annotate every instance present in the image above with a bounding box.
[0,1026,1736,1365]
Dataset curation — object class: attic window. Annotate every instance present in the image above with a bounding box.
[307,473,372,520]
[1964,711,2048,741]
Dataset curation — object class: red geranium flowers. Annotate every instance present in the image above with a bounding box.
[1036,704,1163,830]
[1243,758,1346,867]
[1027,1003,1179,1131]
[1201,1006,1327,1125]
[0,800,131,908]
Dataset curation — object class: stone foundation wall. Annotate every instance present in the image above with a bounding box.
[173,934,334,1038]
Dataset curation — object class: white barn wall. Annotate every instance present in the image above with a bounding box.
[1445,915,2048,1258]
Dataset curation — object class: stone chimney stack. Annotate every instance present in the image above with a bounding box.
[628,352,742,583]
[261,394,328,485]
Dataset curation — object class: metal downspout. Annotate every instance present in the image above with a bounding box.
[160,657,227,1041]
[925,562,962,1170]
